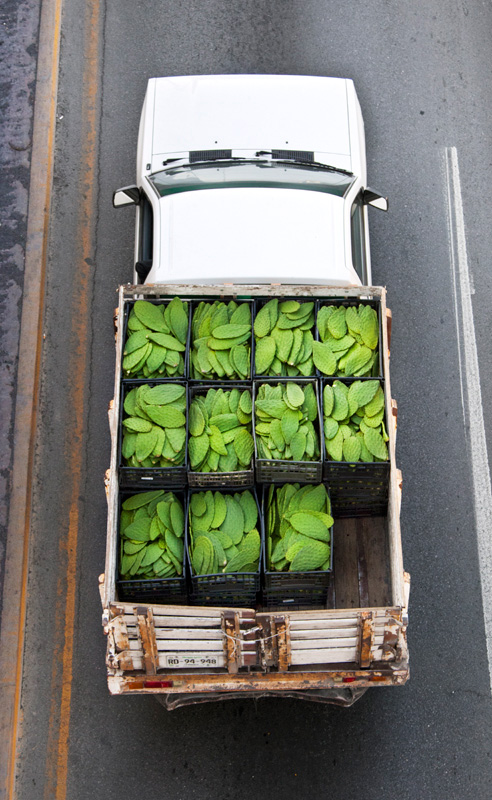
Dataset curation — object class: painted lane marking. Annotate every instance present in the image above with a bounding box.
[0,1,64,798]
[42,2,102,799]
[445,145,492,693]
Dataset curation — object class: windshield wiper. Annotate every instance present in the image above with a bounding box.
[255,150,353,176]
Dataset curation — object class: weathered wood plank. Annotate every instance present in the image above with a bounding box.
[290,625,359,638]
[287,607,399,621]
[289,619,393,633]
[326,572,336,609]
[117,604,250,618]
[359,517,392,607]
[291,634,385,650]
[125,626,224,640]
[356,519,370,607]
[291,647,384,666]
[159,640,224,653]
[123,284,385,300]
[333,518,360,608]
[380,291,406,609]
[123,614,223,628]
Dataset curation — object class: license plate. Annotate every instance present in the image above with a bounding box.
[164,654,220,669]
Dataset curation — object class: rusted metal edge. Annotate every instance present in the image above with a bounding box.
[274,616,291,672]
[359,612,375,668]
[109,666,409,696]
[222,610,241,674]
[135,607,159,675]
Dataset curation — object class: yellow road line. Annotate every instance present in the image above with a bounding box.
[42,2,102,799]
[0,1,63,798]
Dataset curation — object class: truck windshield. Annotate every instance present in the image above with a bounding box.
[149,160,355,198]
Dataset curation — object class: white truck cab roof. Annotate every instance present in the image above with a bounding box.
[115,75,386,286]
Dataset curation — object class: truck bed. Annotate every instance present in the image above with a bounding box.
[100,284,409,698]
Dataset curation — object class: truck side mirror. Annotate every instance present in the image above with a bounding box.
[113,185,141,208]
[363,188,388,212]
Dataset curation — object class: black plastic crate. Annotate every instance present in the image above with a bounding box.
[323,462,390,517]
[185,488,261,607]
[253,378,323,484]
[253,297,317,378]
[187,383,255,489]
[314,297,383,380]
[118,380,188,489]
[121,297,191,382]
[116,489,188,605]
[261,484,333,608]
[188,298,254,382]
[320,377,390,516]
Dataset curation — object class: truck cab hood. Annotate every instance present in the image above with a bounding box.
[141,75,363,177]
[149,186,358,286]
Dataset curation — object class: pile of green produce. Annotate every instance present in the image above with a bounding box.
[314,303,379,377]
[254,299,315,376]
[255,382,320,461]
[323,380,388,462]
[123,298,188,378]
[121,384,186,468]
[188,490,261,575]
[188,388,254,473]
[119,490,184,579]
[190,300,252,379]
[266,484,333,572]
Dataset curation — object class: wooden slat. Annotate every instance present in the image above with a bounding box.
[379,289,406,609]
[117,603,255,619]
[290,618,359,631]
[359,517,392,607]
[128,640,223,652]
[386,308,392,352]
[242,627,260,667]
[287,607,399,622]
[326,572,336,609]
[123,614,223,628]
[290,618,394,633]
[123,284,385,300]
[158,640,224,653]
[122,607,221,619]
[291,625,359,638]
[356,519,369,607]
[291,647,384,666]
[125,626,224,640]
[291,634,385,650]
[290,648,355,665]
[333,518,360,608]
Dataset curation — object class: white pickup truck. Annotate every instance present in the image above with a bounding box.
[102,75,409,707]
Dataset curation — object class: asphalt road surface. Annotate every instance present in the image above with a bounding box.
[6,0,492,798]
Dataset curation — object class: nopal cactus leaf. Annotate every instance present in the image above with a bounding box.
[255,336,277,374]
[133,300,167,332]
[312,341,337,375]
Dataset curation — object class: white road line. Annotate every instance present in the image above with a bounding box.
[445,145,492,692]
